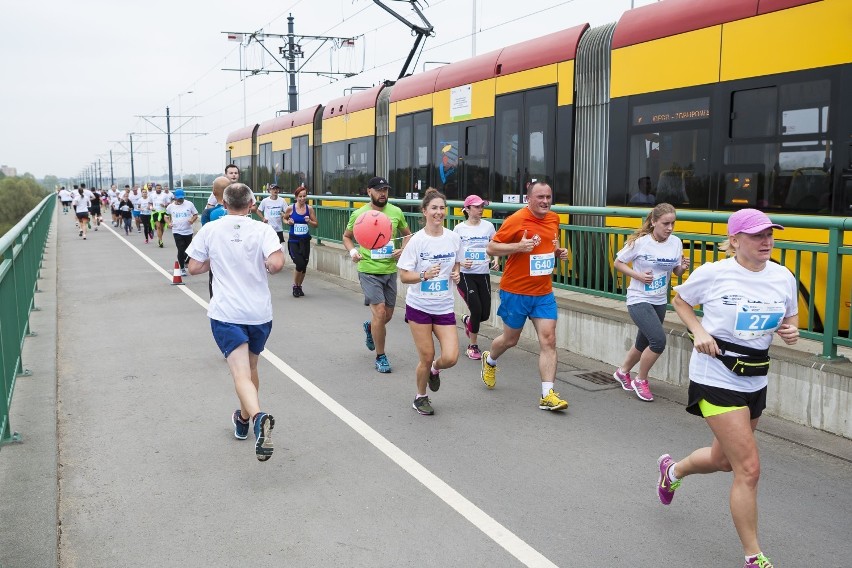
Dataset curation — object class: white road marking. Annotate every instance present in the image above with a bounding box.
[106,224,558,568]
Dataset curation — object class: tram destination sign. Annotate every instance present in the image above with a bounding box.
[632,97,710,126]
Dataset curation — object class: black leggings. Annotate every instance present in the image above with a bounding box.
[288,238,310,273]
[140,215,153,240]
[173,233,193,269]
[457,272,491,334]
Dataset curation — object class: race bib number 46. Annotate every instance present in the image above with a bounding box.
[529,253,555,277]
[733,301,785,339]
[420,278,449,295]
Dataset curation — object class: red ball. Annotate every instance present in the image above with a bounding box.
[353,210,393,250]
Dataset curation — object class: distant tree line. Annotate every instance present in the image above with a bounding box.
[0,174,50,236]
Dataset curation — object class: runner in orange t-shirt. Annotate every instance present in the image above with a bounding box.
[481,181,571,411]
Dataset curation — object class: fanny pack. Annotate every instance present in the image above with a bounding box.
[689,334,770,377]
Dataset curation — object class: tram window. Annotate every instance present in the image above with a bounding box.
[496,93,521,198]
[395,116,413,194]
[780,80,830,136]
[526,89,555,188]
[628,129,710,208]
[732,88,777,138]
[436,124,459,198]
[414,113,431,193]
[464,123,490,200]
[258,143,273,190]
[293,135,310,187]
[273,151,288,188]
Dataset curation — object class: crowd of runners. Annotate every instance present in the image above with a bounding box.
[58,166,798,568]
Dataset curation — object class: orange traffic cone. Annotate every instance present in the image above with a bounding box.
[171,261,184,285]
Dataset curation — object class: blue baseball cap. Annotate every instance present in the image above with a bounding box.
[174,189,185,199]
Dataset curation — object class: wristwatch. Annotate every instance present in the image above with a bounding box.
[419,270,426,282]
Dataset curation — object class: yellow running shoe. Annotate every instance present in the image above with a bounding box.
[539,388,568,411]
[480,351,497,389]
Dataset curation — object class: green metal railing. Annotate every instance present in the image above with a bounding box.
[183,191,851,360]
[1,194,55,448]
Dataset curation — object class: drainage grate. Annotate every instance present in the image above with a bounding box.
[575,371,617,385]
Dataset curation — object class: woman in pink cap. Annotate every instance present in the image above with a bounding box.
[657,208,800,568]
[453,194,498,360]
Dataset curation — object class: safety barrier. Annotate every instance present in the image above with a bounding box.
[0,194,55,448]
[183,190,851,360]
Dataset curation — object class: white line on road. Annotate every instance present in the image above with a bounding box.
[106,224,559,568]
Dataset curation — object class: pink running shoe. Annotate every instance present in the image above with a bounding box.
[657,454,681,505]
[466,344,482,360]
[613,368,632,391]
[633,378,654,401]
[744,553,774,568]
[462,315,471,338]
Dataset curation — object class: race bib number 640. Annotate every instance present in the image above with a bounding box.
[529,253,555,277]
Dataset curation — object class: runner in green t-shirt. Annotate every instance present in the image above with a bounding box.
[342,176,412,373]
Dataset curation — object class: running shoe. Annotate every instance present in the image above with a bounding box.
[253,412,275,461]
[539,389,568,411]
[633,378,654,401]
[363,320,375,351]
[744,553,774,568]
[295,285,304,297]
[232,409,249,440]
[145,238,148,244]
[181,268,188,277]
[462,314,471,338]
[158,240,164,248]
[480,351,497,389]
[292,285,299,298]
[428,365,440,392]
[375,354,391,373]
[79,230,83,237]
[466,344,482,360]
[657,453,681,505]
[613,368,632,391]
[412,396,434,415]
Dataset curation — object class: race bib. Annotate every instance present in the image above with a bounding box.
[370,243,394,259]
[529,253,555,277]
[644,273,668,294]
[464,247,487,263]
[420,278,450,295]
[293,223,309,236]
[733,301,785,339]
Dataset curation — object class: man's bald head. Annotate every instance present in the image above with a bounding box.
[212,176,230,201]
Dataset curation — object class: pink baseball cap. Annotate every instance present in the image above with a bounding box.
[727,208,784,236]
[463,195,489,208]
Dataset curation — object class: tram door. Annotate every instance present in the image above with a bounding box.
[394,111,432,198]
[494,87,556,203]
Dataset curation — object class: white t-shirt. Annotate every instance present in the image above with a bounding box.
[166,201,198,236]
[453,220,496,275]
[258,197,286,232]
[136,194,152,214]
[128,192,141,209]
[151,191,171,212]
[207,194,218,207]
[59,189,72,201]
[397,228,464,315]
[186,215,282,325]
[616,234,684,306]
[673,256,797,391]
[72,190,95,213]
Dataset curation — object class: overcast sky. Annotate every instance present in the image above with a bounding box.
[2,0,656,183]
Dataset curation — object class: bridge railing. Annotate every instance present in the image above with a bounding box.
[0,194,55,449]
[183,191,851,360]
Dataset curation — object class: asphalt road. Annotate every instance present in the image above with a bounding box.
[2,211,851,568]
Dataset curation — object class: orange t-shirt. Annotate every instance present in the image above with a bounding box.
[493,207,560,296]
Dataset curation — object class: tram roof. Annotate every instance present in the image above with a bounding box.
[612,0,821,49]
[226,124,257,144]
[390,25,587,103]
[256,105,322,136]
[323,85,384,120]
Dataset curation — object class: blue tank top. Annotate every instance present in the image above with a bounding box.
[289,205,311,240]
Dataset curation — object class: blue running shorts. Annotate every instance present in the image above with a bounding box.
[496,290,557,330]
[210,319,272,358]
